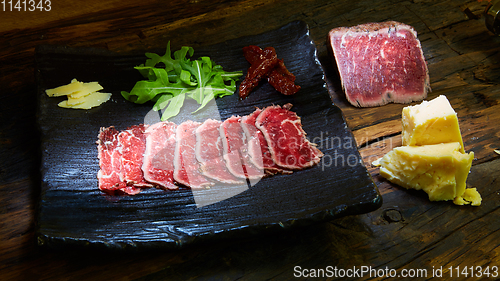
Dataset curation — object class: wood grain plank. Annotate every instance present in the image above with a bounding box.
[118,159,500,280]
[1,0,500,280]
[319,159,500,279]
[0,0,242,33]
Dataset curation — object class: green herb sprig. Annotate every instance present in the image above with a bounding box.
[121,42,242,121]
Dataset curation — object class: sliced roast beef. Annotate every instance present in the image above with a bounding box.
[195,119,243,184]
[220,116,264,180]
[241,108,292,175]
[97,126,141,195]
[328,21,430,107]
[117,124,151,188]
[255,104,323,170]
[173,121,214,189]
[97,105,323,195]
[142,121,177,190]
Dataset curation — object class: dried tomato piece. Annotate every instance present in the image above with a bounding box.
[268,59,301,95]
[239,45,300,98]
[239,47,279,98]
[242,45,263,65]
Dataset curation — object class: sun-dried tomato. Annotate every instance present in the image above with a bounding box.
[239,47,279,98]
[267,59,300,95]
[239,45,300,98]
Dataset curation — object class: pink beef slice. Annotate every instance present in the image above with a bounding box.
[195,119,243,184]
[142,121,178,190]
[174,121,214,189]
[97,126,141,195]
[117,124,152,188]
[328,21,430,107]
[220,116,264,180]
[241,108,292,175]
[255,104,323,170]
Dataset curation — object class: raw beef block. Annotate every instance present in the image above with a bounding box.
[329,21,430,107]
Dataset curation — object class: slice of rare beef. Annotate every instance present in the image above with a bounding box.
[97,126,141,195]
[174,121,214,189]
[329,21,430,107]
[241,108,291,175]
[117,124,151,188]
[195,119,243,184]
[255,104,323,170]
[220,116,264,180]
[142,121,177,190]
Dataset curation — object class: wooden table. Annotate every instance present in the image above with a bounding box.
[1,0,499,279]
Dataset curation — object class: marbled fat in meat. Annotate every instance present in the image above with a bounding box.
[118,124,151,188]
[174,121,214,189]
[241,108,291,175]
[195,119,243,184]
[329,21,430,107]
[97,126,141,195]
[142,121,177,190]
[220,116,264,180]
[256,104,323,170]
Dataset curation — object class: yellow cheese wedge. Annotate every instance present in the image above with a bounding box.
[58,92,111,109]
[401,95,464,153]
[45,79,83,97]
[379,142,474,203]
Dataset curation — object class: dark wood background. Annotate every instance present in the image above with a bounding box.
[1,0,499,280]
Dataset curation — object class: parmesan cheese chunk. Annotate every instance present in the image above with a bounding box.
[379,95,480,205]
[379,142,475,204]
[402,95,464,152]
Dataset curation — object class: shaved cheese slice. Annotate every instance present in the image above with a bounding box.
[58,92,111,109]
[69,82,103,99]
[66,95,86,106]
[45,79,83,97]
[46,78,110,109]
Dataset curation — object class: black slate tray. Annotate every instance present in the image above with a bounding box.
[35,21,382,251]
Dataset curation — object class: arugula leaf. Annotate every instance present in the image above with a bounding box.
[122,42,241,121]
[160,92,186,121]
